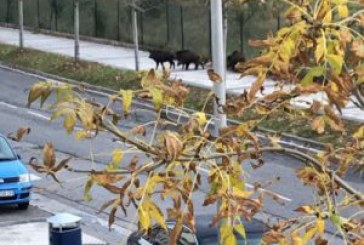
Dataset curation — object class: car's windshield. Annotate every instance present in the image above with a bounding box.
[0,136,16,161]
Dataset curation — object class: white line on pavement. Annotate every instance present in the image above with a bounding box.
[198,167,292,202]
[27,111,50,121]
[0,101,18,109]
[30,174,41,181]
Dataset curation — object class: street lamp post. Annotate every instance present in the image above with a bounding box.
[211,0,227,133]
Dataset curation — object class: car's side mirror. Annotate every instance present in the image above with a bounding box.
[17,154,21,160]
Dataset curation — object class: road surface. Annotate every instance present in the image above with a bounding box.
[0,67,362,243]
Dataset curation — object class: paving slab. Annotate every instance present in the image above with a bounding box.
[0,222,106,245]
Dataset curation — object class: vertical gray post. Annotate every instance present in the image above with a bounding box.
[210,1,227,241]
[131,4,140,71]
[211,0,227,133]
[74,0,80,61]
[18,0,24,49]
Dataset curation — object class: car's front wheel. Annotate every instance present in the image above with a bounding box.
[18,202,29,210]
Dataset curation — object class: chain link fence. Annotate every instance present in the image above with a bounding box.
[0,0,283,58]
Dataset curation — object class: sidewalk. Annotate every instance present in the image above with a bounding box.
[0,26,363,122]
[0,222,106,245]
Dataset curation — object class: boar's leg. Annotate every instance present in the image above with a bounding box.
[185,62,190,71]
[170,61,175,70]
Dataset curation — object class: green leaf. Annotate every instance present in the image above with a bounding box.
[64,111,77,134]
[150,87,163,111]
[234,223,247,241]
[326,54,343,75]
[83,177,94,201]
[120,90,133,116]
[300,67,325,86]
[110,148,123,169]
[220,223,237,245]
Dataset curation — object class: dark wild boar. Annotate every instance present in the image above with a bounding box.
[176,50,206,70]
[149,50,175,69]
[227,50,245,71]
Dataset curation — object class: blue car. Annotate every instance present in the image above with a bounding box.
[0,134,32,210]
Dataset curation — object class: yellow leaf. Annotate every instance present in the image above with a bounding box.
[315,37,325,62]
[302,226,317,243]
[353,126,364,139]
[234,223,246,240]
[146,201,166,230]
[338,4,349,18]
[220,223,237,245]
[291,231,303,245]
[300,67,325,86]
[323,10,332,23]
[120,90,133,116]
[232,186,253,198]
[27,82,48,107]
[111,148,123,169]
[64,111,76,134]
[150,87,163,111]
[326,54,343,75]
[138,205,151,230]
[83,177,94,201]
[317,218,325,234]
[75,130,90,140]
[294,205,315,214]
[192,112,207,126]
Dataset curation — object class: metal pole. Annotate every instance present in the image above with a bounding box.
[74,0,80,61]
[180,6,184,49]
[211,0,227,133]
[210,2,227,242]
[18,0,24,49]
[131,4,140,71]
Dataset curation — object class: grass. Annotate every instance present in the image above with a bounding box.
[0,42,361,147]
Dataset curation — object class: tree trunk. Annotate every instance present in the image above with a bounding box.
[74,0,80,61]
[132,3,140,71]
[18,0,24,49]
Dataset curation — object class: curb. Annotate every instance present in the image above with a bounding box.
[0,62,327,154]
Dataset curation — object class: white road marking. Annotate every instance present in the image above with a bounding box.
[198,167,292,202]
[27,111,50,121]
[0,101,18,109]
[30,173,41,181]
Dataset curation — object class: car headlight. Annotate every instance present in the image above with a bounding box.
[19,173,31,183]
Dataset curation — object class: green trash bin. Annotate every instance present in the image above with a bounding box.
[47,213,82,245]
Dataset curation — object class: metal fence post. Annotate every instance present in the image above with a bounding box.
[117,0,120,41]
[180,5,184,49]
[94,0,97,36]
[18,0,24,49]
[131,3,140,71]
[240,11,244,53]
[74,0,80,61]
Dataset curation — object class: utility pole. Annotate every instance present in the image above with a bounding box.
[74,0,80,61]
[131,1,140,71]
[18,0,24,49]
[211,0,227,133]
[210,1,227,242]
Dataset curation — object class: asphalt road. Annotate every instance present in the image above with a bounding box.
[0,67,362,243]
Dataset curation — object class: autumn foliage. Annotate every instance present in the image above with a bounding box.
[23,0,364,244]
